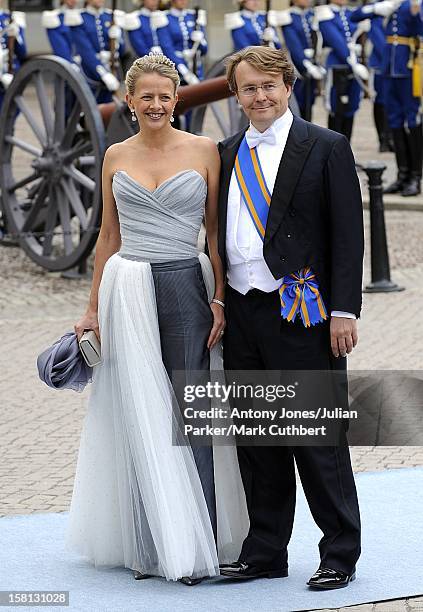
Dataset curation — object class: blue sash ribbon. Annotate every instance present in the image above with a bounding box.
[234,136,327,328]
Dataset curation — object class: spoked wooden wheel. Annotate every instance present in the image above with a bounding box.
[0,56,106,271]
[190,57,249,138]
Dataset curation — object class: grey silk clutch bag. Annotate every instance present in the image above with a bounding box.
[37,331,92,392]
[79,330,102,367]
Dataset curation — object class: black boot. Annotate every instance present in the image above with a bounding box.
[374,103,394,152]
[328,113,336,131]
[328,113,351,140]
[402,125,422,196]
[402,173,421,196]
[341,115,354,142]
[384,127,410,193]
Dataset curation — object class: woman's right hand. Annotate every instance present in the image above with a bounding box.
[74,310,100,342]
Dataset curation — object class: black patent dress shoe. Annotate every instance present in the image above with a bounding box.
[307,567,356,589]
[179,576,203,586]
[402,176,421,197]
[133,570,153,580]
[219,561,288,580]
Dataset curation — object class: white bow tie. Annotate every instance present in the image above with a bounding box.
[245,126,277,149]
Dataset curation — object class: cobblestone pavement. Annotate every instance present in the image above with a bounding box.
[0,98,422,612]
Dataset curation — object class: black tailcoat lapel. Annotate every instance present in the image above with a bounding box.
[264,116,317,244]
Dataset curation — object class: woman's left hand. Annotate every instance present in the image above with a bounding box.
[207,302,225,350]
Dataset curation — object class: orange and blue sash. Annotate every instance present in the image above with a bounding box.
[234,136,327,328]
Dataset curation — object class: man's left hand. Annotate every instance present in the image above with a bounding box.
[330,317,358,358]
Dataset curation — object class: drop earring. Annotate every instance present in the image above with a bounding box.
[170,115,175,123]
[131,110,137,122]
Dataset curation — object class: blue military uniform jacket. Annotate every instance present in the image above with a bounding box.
[0,10,26,74]
[124,7,165,57]
[156,8,207,79]
[67,6,126,82]
[279,7,315,76]
[367,17,386,72]
[351,0,423,77]
[315,3,361,68]
[42,8,78,64]
[224,9,281,50]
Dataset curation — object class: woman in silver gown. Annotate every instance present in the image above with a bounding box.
[67,53,248,584]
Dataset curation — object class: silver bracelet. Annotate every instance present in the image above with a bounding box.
[211,298,225,308]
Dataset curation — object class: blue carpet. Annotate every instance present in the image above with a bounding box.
[1,467,423,612]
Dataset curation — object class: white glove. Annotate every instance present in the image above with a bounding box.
[356,19,371,34]
[6,22,20,38]
[0,48,8,72]
[1,73,13,89]
[262,27,275,43]
[178,63,200,85]
[99,69,120,92]
[183,70,200,85]
[99,50,111,66]
[373,0,399,16]
[303,59,324,80]
[318,65,327,78]
[352,62,369,81]
[108,25,122,40]
[182,48,196,62]
[190,30,204,43]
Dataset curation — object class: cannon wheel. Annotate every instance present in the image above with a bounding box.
[190,57,248,138]
[0,56,106,271]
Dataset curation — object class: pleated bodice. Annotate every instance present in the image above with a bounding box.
[112,169,207,262]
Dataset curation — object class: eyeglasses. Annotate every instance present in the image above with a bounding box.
[238,82,285,97]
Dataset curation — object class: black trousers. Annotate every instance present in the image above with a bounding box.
[223,285,361,574]
[151,258,217,540]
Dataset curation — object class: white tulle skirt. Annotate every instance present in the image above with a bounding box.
[65,253,248,580]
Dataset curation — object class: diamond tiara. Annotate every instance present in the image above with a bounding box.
[147,51,176,70]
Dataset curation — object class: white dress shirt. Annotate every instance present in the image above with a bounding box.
[225,108,355,319]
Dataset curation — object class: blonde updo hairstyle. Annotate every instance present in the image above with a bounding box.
[125,53,180,97]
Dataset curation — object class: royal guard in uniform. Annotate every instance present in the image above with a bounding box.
[279,0,326,120]
[155,0,207,86]
[350,5,394,152]
[67,0,126,103]
[352,0,423,195]
[315,0,370,140]
[224,0,281,50]
[124,0,165,57]
[0,4,26,107]
[42,0,81,66]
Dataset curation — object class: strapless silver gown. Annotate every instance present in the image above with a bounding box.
[66,170,248,580]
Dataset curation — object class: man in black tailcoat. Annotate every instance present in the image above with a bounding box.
[217,46,364,590]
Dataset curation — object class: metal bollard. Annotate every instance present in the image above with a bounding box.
[361,161,404,293]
